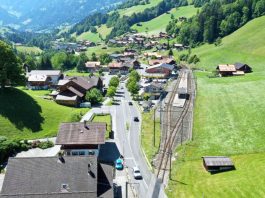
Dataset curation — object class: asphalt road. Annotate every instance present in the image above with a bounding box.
[113,83,152,197]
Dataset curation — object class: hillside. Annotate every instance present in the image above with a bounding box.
[0,88,86,140]
[192,16,265,72]
[131,5,198,34]
[117,0,162,16]
[167,16,265,197]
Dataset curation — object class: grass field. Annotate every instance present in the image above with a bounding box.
[92,114,112,139]
[141,110,161,165]
[76,32,101,43]
[16,46,42,55]
[97,25,113,39]
[0,87,86,140]
[167,16,265,197]
[75,25,112,42]
[132,5,198,35]
[117,0,162,17]
[167,152,265,197]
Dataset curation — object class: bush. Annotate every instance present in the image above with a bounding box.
[38,141,54,149]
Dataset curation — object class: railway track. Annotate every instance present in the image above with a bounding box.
[156,69,193,183]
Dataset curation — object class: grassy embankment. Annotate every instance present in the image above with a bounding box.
[16,46,42,55]
[167,16,265,197]
[141,110,161,165]
[0,87,87,140]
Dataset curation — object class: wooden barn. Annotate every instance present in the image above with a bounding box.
[234,62,252,73]
[202,156,235,173]
[216,64,236,76]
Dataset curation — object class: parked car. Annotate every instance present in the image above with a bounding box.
[115,158,124,170]
[133,167,142,179]
[129,101,133,105]
[134,117,139,122]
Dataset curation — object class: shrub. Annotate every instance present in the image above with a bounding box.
[38,141,54,149]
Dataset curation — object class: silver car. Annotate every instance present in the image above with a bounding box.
[133,167,142,180]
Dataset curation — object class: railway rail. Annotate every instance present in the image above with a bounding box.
[156,68,193,183]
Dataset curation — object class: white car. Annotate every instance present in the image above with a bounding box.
[133,167,142,180]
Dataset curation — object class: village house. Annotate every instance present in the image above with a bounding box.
[55,76,103,107]
[146,63,174,78]
[149,57,176,66]
[144,82,165,100]
[27,70,62,90]
[216,64,237,76]
[216,63,252,76]
[108,61,132,75]
[0,155,114,198]
[85,61,101,72]
[56,121,106,157]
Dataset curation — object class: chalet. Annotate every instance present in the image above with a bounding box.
[27,70,62,90]
[108,61,131,75]
[85,61,101,72]
[0,156,114,198]
[202,156,235,173]
[56,121,106,157]
[149,57,176,66]
[56,76,103,107]
[144,82,164,99]
[234,62,252,73]
[146,63,174,78]
[216,64,236,76]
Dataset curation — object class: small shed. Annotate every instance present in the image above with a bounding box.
[202,156,235,172]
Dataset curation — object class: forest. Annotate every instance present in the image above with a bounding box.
[166,0,265,45]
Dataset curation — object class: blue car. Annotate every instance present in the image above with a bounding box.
[115,158,124,170]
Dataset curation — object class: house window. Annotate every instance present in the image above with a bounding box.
[88,151,95,155]
[79,151,85,156]
[72,151,78,156]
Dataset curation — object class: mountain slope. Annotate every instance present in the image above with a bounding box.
[167,16,265,198]
[192,16,265,72]
[131,5,198,34]
[0,0,124,30]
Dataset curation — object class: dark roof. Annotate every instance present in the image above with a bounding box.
[97,163,114,198]
[67,86,84,97]
[1,156,97,198]
[202,156,234,167]
[234,62,250,70]
[64,76,101,91]
[56,122,106,145]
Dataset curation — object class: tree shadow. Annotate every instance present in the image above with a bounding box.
[0,88,44,132]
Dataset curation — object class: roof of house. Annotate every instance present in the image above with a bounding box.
[85,62,101,68]
[234,62,250,70]
[56,122,106,145]
[147,63,174,71]
[28,74,48,82]
[29,70,61,76]
[149,58,175,66]
[217,64,236,72]
[108,62,123,68]
[0,156,97,197]
[202,156,234,167]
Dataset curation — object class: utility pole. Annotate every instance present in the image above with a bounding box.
[153,108,156,147]
[169,150,172,180]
